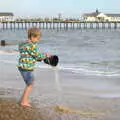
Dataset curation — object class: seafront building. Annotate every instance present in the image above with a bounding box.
[82,9,120,22]
[0,10,120,22]
[0,12,14,22]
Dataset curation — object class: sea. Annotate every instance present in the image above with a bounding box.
[1,29,120,76]
[0,29,120,108]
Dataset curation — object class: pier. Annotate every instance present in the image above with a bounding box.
[0,21,120,30]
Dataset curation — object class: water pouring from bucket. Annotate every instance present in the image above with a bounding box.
[43,55,62,102]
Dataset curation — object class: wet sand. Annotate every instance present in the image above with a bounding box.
[0,94,120,120]
[0,98,43,120]
[0,61,120,120]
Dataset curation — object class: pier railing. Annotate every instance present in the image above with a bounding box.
[0,21,120,30]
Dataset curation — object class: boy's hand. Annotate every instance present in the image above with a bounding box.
[45,53,51,58]
[37,53,51,62]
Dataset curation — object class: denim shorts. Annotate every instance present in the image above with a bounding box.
[18,68,34,85]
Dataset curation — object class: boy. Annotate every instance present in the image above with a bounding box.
[18,27,49,107]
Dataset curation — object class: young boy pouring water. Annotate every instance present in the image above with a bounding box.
[18,27,50,107]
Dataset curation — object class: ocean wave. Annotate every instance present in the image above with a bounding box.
[97,94,120,98]
[0,59,120,77]
[0,60,17,64]
[37,64,120,77]
[59,65,120,77]
[0,50,18,55]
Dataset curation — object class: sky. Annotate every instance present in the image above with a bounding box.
[0,0,120,17]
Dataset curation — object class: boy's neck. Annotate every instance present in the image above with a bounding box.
[27,39,34,43]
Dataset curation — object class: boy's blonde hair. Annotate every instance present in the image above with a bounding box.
[28,27,41,39]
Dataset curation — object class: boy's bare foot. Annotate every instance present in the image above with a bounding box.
[20,102,32,107]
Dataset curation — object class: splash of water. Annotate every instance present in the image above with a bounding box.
[54,67,62,92]
[53,65,63,103]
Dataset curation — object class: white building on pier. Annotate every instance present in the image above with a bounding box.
[0,12,14,22]
[83,10,120,22]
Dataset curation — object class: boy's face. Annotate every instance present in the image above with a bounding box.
[31,35,41,43]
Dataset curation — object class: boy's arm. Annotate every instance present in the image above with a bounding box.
[27,44,47,61]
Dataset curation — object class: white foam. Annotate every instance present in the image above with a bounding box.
[59,65,120,77]
[0,50,18,55]
[0,59,120,77]
[97,94,120,98]
[0,60,17,64]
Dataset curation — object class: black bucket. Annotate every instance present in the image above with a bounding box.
[44,55,59,67]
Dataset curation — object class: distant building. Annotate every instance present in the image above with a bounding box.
[0,12,14,22]
[82,9,120,22]
[103,13,120,21]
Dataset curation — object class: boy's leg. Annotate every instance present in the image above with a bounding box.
[20,83,33,107]
[18,69,34,107]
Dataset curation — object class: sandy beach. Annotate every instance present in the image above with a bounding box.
[0,61,120,120]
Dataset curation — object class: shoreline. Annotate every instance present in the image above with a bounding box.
[0,92,120,120]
